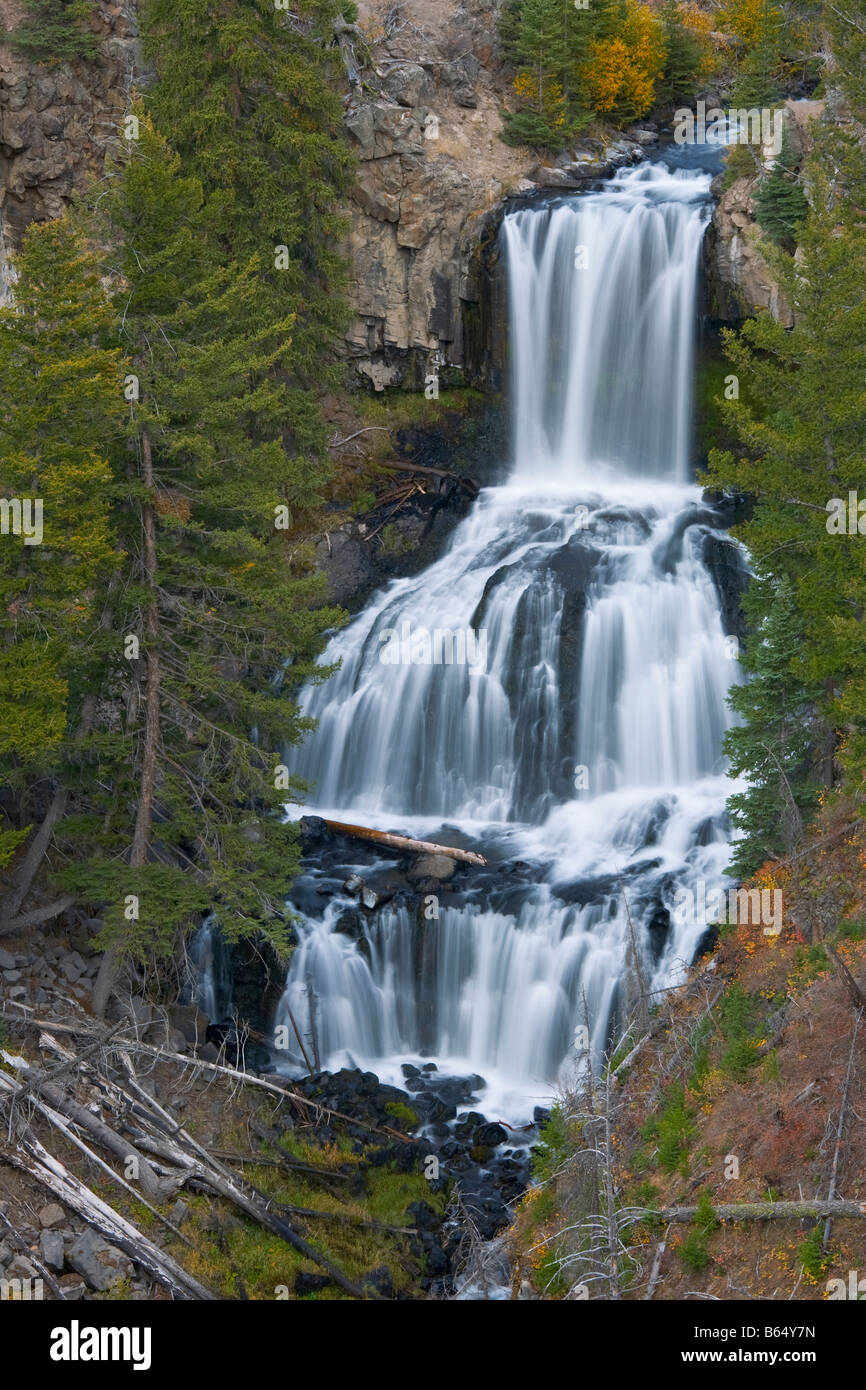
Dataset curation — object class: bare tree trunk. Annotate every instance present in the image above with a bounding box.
[94,429,160,1018]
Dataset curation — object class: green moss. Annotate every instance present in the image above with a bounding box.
[383,1100,418,1129]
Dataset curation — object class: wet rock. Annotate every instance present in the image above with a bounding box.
[407,854,456,882]
[407,1200,441,1232]
[477,1121,507,1148]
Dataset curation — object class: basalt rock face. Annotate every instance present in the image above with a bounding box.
[703,99,826,327]
[343,0,532,394]
[0,0,142,303]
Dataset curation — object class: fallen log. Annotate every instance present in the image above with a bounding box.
[647,1200,866,1224]
[319,818,487,867]
[0,1129,214,1300]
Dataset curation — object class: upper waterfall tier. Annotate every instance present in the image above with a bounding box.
[505,163,711,485]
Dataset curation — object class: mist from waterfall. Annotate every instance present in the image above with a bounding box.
[268,161,742,1119]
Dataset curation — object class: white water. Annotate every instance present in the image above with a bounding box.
[273,162,742,1120]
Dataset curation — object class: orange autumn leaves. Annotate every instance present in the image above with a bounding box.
[583,1,667,120]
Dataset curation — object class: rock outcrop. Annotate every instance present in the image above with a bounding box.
[0,0,141,303]
[705,99,826,326]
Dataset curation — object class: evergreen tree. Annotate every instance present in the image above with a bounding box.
[729,2,784,107]
[724,577,820,876]
[64,116,345,1012]
[705,124,866,861]
[0,220,123,880]
[754,125,808,248]
[9,0,98,63]
[656,0,704,108]
[823,0,866,119]
[139,0,355,475]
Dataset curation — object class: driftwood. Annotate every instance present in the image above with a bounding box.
[320,818,487,866]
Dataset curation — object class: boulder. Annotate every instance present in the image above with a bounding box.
[406,854,456,882]
[38,1203,66,1230]
[39,1230,65,1272]
[68,1231,135,1292]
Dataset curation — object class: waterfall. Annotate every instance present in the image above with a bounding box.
[275,161,743,1119]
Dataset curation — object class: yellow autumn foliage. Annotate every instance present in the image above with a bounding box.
[720,0,782,48]
[583,0,666,121]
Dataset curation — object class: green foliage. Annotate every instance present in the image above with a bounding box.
[0,4,354,989]
[704,118,866,868]
[47,111,346,963]
[823,0,866,122]
[754,128,808,249]
[722,577,821,876]
[532,1104,573,1184]
[677,1191,718,1270]
[0,219,124,839]
[796,1224,829,1279]
[722,141,761,191]
[8,0,98,63]
[642,1082,695,1176]
[730,3,784,107]
[140,0,355,416]
[718,983,762,1080]
[656,0,704,107]
[499,0,663,150]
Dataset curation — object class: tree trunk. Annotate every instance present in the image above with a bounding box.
[94,428,161,1018]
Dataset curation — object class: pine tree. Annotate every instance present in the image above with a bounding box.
[656,0,704,108]
[754,126,808,248]
[729,2,784,107]
[9,0,98,63]
[704,123,866,860]
[0,219,123,883]
[63,116,345,1012]
[724,577,820,876]
[139,0,354,474]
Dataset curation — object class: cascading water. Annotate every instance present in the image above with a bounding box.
[273,161,745,1119]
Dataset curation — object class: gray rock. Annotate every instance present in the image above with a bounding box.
[169,1200,190,1228]
[57,1273,87,1300]
[68,1230,135,1292]
[0,1243,12,1265]
[407,854,457,882]
[382,63,434,109]
[58,952,86,982]
[0,949,16,969]
[125,995,153,1027]
[2,969,22,983]
[38,1203,66,1229]
[168,1003,209,1047]
[6,1254,39,1281]
[39,1230,65,1272]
